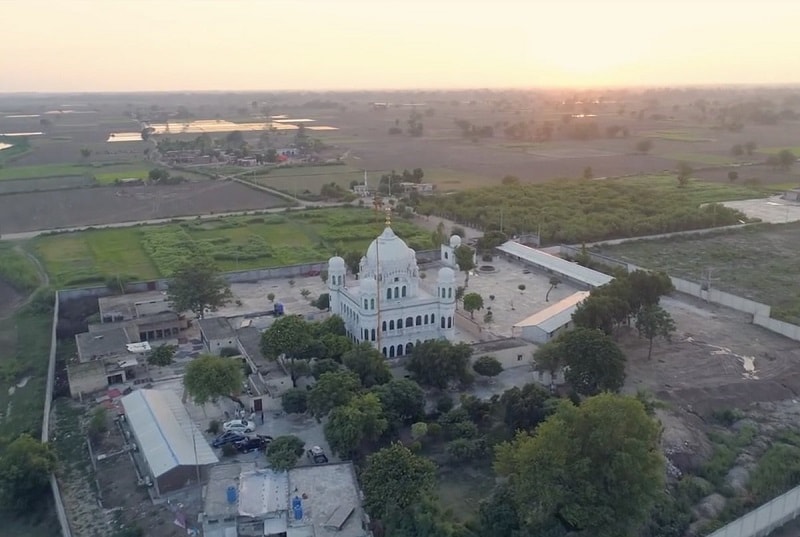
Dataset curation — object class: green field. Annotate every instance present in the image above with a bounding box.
[644,129,716,142]
[757,146,800,155]
[664,153,738,166]
[0,161,152,184]
[34,207,433,288]
[424,167,492,191]
[594,222,800,324]
[253,164,381,197]
[418,175,769,245]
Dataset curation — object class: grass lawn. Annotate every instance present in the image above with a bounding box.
[594,222,800,324]
[34,207,432,287]
[254,164,380,196]
[644,129,715,142]
[425,167,493,191]
[0,161,152,184]
[437,465,494,522]
[664,153,738,166]
[757,146,800,155]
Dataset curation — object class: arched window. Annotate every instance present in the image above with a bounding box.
[405,342,413,354]
[364,299,368,309]
[448,317,452,328]
[389,320,395,330]
[387,288,392,300]
[424,314,429,324]
[444,251,449,259]
[448,287,452,298]
[416,315,422,326]
[389,346,395,358]
[402,285,407,297]
[394,287,399,299]
[370,298,375,309]
[396,344,404,356]
[441,317,445,329]
[371,329,376,341]
[382,347,387,357]
[382,321,387,332]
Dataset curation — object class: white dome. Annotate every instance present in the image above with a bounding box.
[328,256,345,270]
[366,227,414,267]
[437,267,456,282]
[449,235,462,248]
[360,277,377,293]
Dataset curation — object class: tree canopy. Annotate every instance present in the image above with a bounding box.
[266,435,305,471]
[308,370,362,418]
[260,315,314,386]
[183,354,244,405]
[361,443,436,520]
[371,378,425,426]
[342,342,391,387]
[0,434,57,512]
[499,382,554,433]
[406,340,473,389]
[454,244,476,286]
[559,328,627,395]
[495,393,664,537]
[167,258,233,319]
[635,304,677,359]
[472,355,503,378]
[147,344,176,367]
[463,292,484,319]
[324,392,388,457]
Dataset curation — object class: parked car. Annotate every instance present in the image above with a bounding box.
[234,435,273,454]
[212,431,248,448]
[307,445,329,464]
[223,419,256,433]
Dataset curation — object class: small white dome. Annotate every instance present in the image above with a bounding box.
[437,267,456,282]
[360,277,377,293]
[449,235,462,248]
[328,256,346,270]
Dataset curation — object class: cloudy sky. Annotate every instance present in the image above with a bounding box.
[2,0,799,92]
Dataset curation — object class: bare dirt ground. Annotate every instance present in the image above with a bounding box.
[0,181,287,233]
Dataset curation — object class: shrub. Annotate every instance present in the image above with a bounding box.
[518,284,526,291]
[282,389,308,414]
[219,347,240,357]
[436,395,454,414]
[88,406,108,442]
[208,420,221,434]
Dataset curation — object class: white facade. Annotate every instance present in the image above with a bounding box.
[328,226,457,358]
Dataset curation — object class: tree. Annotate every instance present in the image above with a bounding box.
[308,370,362,418]
[0,434,57,512]
[455,285,465,303]
[495,394,664,537]
[728,170,739,182]
[361,443,436,519]
[167,258,233,319]
[183,354,244,405]
[281,388,308,413]
[473,355,503,378]
[80,147,92,161]
[478,485,522,537]
[583,166,593,180]
[260,315,314,386]
[266,435,305,471]
[267,292,275,302]
[676,162,692,187]
[147,344,176,367]
[318,333,352,362]
[342,342,391,387]
[500,383,553,432]
[324,392,388,457]
[545,276,561,302]
[777,149,797,171]
[731,144,744,156]
[344,250,362,276]
[371,378,425,425]
[462,292,484,319]
[635,139,653,154]
[148,168,171,184]
[559,328,626,395]
[314,314,347,337]
[406,340,473,389]
[533,339,563,383]
[454,244,475,287]
[745,140,757,155]
[311,358,340,379]
[313,292,330,310]
[635,304,676,359]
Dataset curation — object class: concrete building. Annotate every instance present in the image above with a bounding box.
[512,291,590,344]
[121,389,219,497]
[327,222,457,358]
[496,241,613,289]
[199,317,238,354]
[440,234,476,270]
[97,291,186,342]
[202,462,370,537]
[783,187,800,202]
[470,337,565,387]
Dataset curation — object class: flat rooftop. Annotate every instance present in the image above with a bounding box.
[497,241,613,288]
[239,469,289,519]
[287,463,367,537]
[470,337,534,354]
[76,326,133,362]
[204,462,257,519]
[198,317,236,340]
[514,291,590,331]
[98,290,169,320]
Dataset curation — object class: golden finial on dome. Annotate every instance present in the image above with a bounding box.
[384,206,392,227]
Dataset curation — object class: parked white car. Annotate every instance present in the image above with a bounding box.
[223,419,256,433]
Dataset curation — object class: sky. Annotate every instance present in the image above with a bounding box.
[2,0,800,92]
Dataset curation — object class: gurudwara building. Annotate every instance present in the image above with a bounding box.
[328,222,458,358]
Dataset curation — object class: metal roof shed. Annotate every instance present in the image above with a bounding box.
[121,389,218,496]
[496,241,613,289]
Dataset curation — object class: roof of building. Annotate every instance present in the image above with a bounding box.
[76,326,133,362]
[514,291,590,333]
[135,300,173,318]
[239,469,289,518]
[67,358,108,378]
[497,241,613,288]
[121,389,219,478]
[134,311,180,327]
[198,317,235,340]
[470,337,534,354]
[236,326,266,367]
[287,463,367,537]
[365,226,415,268]
[204,462,257,519]
[98,290,169,320]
